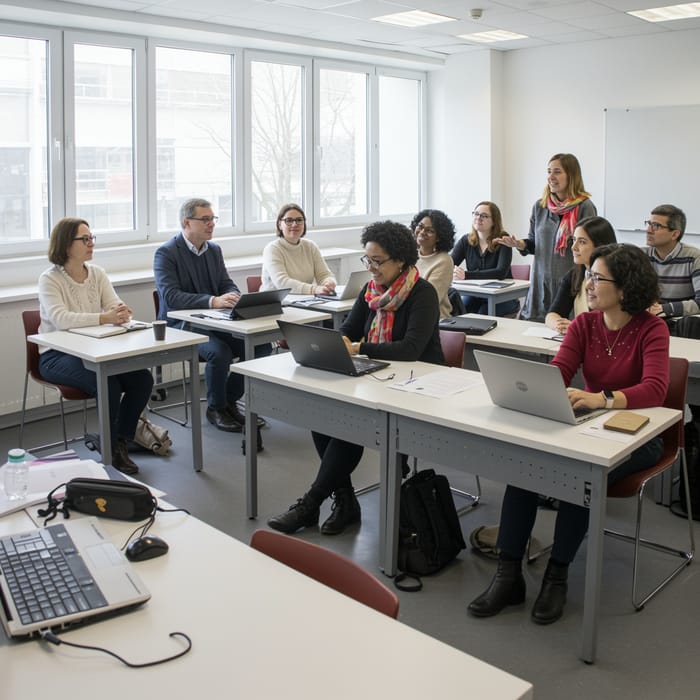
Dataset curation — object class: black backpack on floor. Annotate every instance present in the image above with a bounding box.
[395,469,466,590]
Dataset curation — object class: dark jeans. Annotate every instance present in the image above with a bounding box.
[195,328,271,409]
[460,294,520,317]
[496,436,663,564]
[39,349,153,442]
[310,432,364,500]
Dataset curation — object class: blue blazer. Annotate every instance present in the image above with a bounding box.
[154,233,239,323]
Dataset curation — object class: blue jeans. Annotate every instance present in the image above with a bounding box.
[496,436,663,564]
[460,294,520,317]
[39,349,153,442]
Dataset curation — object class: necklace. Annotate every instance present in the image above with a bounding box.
[604,328,623,356]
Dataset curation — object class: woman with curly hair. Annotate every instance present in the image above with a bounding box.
[411,209,456,319]
[268,221,444,537]
[451,201,519,316]
[469,244,669,625]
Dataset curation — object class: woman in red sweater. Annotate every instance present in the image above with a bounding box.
[468,243,669,625]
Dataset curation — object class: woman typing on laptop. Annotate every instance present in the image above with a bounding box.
[268,220,444,536]
[468,243,669,624]
[38,218,153,475]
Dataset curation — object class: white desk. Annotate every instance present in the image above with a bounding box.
[452,279,530,316]
[167,307,331,360]
[0,508,533,700]
[233,353,681,663]
[28,328,207,471]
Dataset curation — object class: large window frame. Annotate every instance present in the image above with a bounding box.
[0,20,426,258]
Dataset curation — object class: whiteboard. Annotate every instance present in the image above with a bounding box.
[603,105,700,233]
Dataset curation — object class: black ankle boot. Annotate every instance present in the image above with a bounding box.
[468,558,526,617]
[267,493,320,534]
[321,488,361,535]
[531,560,569,625]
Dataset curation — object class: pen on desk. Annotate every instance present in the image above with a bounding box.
[405,370,417,385]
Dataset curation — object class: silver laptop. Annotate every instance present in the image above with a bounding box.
[0,517,150,637]
[277,320,390,376]
[474,349,606,425]
[314,270,370,301]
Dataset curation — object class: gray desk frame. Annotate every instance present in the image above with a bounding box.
[453,280,530,316]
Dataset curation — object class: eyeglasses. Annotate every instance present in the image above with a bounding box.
[187,216,218,224]
[281,217,304,226]
[73,235,97,244]
[644,220,671,232]
[472,212,492,220]
[584,269,616,286]
[415,222,436,235]
[360,255,393,269]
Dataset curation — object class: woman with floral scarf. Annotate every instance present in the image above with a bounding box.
[268,220,444,537]
[500,153,597,322]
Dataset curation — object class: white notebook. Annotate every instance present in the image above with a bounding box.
[68,320,151,338]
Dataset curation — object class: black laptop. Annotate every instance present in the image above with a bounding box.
[277,320,390,376]
[439,317,497,335]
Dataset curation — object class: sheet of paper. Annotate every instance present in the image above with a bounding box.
[522,326,564,341]
[389,369,481,398]
[579,419,636,443]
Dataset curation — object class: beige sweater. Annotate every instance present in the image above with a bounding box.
[261,237,335,295]
[416,251,453,319]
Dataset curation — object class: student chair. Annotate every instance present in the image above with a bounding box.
[250,529,399,618]
[503,264,531,319]
[605,356,695,609]
[248,276,288,350]
[19,309,91,452]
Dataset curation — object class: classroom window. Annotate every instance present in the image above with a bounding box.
[73,44,135,232]
[155,47,233,230]
[318,67,368,219]
[378,75,421,215]
[0,35,49,242]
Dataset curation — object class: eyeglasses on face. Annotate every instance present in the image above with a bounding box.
[644,220,670,232]
[472,211,492,220]
[360,255,393,269]
[584,269,616,286]
[415,222,436,235]
[187,216,219,224]
[281,217,304,225]
[73,235,97,244]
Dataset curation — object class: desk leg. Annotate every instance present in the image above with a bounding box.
[381,413,401,576]
[245,376,258,519]
[95,365,112,467]
[189,346,203,472]
[581,466,606,664]
[487,297,496,316]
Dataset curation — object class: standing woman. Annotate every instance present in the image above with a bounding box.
[268,221,444,536]
[38,218,154,474]
[545,216,617,335]
[451,201,518,316]
[412,209,456,320]
[261,203,336,296]
[500,154,596,322]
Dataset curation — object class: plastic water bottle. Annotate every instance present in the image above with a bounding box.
[3,448,28,500]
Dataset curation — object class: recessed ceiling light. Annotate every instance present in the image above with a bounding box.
[372,10,457,28]
[457,30,528,43]
[628,2,700,22]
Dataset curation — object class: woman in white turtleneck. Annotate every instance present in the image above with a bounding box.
[412,209,456,320]
[260,203,336,296]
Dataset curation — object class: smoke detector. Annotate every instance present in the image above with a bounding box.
[470,8,483,19]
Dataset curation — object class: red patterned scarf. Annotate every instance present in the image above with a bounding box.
[547,194,590,256]
[365,266,419,344]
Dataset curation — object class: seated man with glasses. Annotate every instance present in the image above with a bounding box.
[154,197,265,434]
[644,204,700,323]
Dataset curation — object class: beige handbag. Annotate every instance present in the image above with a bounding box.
[134,415,172,456]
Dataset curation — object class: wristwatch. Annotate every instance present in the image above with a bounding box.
[603,389,615,409]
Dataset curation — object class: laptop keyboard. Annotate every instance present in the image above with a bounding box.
[0,524,107,626]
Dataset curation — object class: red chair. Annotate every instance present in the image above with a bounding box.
[250,529,399,618]
[246,276,262,293]
[19,310,90,451]
[510,264,531,280]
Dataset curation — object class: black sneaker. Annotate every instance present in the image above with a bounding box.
[268,494,320,534]
[206,407,243,433]
[320,488,361,535]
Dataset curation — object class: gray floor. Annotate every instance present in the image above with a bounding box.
[5,392,700,699]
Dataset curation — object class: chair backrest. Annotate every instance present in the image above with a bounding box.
[510,264,531,281]
[22,310,42,382]
[439,329,466,369]
[250,529,399,619]
[246,276,262,293]
[662,356,689,449]
[152,289,160,317]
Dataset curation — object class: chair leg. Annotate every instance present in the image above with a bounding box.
[604,451,695,610]
[149,360,191,427]
[58,396,69,450]
[19,375,29,449]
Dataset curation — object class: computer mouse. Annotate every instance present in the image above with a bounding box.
[125,535,169,562]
